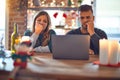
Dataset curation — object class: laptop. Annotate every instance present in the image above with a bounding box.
[51,35,90,60]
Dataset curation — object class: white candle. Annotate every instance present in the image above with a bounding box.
[109,40,119,65]
[99,39,109,65]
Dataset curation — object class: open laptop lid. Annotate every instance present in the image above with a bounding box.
[51,35,90,60]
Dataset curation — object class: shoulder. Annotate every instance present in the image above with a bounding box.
[49,29,56,34]
[24,29,32,36]
[66,27,81,34]
[94,28,106,34]
[94,27,107,39]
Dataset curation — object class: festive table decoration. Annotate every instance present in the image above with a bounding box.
[12,36,33,68]
[9,36,34,80]
[93,39,120,67]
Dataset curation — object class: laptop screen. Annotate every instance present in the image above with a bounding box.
[51,35,90,60]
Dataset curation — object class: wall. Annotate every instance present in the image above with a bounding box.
[7,0,27,49]
[7,0,79,49]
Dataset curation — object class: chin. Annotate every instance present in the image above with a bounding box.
[82,26,87,30]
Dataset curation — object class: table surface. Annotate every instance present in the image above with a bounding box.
[1,53,120,80]
[18,53,120,80]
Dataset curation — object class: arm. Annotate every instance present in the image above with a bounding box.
[48,29,56,52]
[90,29,107,55]
[24,29,41,49]
[33,46,50,52]
[85,21,108,55]
[24,29,32,36]
[30,33,39,48]
[32,29,56,53]
[30,33,50,53]
[30,21,43,47]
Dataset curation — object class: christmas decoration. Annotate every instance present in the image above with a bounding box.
[53,12,67,18]
[63,13,67,18]
[12,36,33,68]
[53,12,58,18]
[9,36,34,80]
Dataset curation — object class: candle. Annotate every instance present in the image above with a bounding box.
[99,39,109,65]
[109,40,119,65]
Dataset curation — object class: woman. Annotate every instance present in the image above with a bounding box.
[24,11,56,52]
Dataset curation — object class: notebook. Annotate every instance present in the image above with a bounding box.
[51,35,90,60]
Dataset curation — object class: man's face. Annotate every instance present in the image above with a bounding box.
[79,10,94,30]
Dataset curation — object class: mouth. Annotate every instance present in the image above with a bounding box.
[82,25,87,30]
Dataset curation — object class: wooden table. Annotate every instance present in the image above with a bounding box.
[14,53,120,80]
[0,52,120,80]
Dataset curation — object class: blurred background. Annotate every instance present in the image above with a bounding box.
[0,0,120,49]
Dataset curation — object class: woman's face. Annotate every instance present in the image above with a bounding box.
[35,15,48,31]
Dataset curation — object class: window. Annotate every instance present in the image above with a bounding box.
[96,0,120,41]
[0,0,6,46]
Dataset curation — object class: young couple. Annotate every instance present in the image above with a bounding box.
[24,4,107,55]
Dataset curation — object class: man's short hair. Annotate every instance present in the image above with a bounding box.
[79,4,93,13]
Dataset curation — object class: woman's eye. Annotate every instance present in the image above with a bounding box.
[36,20,41,23]
[43,20,47,23]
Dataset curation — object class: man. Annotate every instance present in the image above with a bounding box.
[66,4,107,55]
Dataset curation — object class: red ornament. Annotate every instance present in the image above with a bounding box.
[63,13,67,18]
[53,12,58,18]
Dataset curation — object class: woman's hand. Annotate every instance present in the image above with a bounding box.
[34,21,43,35]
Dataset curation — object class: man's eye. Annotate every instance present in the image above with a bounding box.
[80,17,84,19]
[86,16,91,19]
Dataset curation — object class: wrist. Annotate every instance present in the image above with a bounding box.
[34,31,40,35]
[90,32,95,36]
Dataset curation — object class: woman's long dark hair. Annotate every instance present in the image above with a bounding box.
[32,11,51,46]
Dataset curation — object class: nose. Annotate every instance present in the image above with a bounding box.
[41,20,46,25]
[37,20,44,25]
[83,18,89,23]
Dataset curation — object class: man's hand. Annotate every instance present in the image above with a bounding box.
[86,21,95,36]
[89,49,94,55]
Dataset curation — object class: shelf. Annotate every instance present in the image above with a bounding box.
[28,7,79,11]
